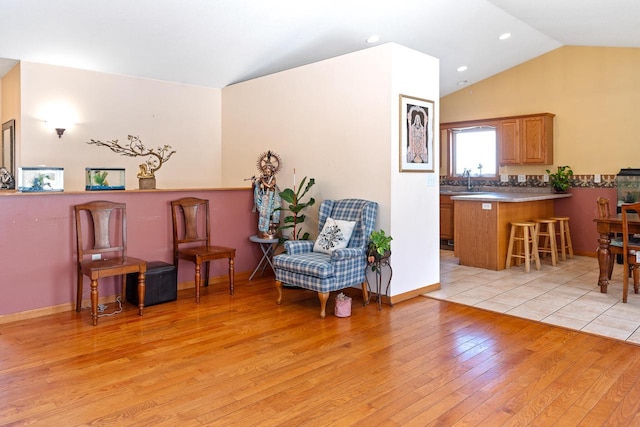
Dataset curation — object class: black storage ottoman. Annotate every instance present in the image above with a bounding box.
[126,261,177,306]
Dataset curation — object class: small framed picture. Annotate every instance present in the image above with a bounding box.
[399,94,434,172]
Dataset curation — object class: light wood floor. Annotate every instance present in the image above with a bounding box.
[3,277,640,426]
[435,250,640,342]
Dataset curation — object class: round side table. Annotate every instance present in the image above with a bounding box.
[248,235,279,280]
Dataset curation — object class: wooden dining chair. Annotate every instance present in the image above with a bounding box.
[622,202,640,302]
[171,197,236,302]
[75,201,147,326]
[597,196,612,219]
[597,196,625,279]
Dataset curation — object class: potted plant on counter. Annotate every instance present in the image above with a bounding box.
[546,165,574,193]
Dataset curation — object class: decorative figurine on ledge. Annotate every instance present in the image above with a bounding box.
[251,151,282,239]
[86,135,176,189]
[0,167,15,190]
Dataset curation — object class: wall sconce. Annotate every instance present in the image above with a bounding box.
[44,118,74,139]
[45,120,71,138]
[41,102,78,139]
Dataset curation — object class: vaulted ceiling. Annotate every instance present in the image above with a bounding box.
[0,0,639,96]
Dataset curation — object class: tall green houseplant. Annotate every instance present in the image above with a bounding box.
[277,177,315,241]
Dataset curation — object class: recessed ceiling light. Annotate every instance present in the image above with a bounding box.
[457,65,468,72]
[366,35,380,44]
[499,33,511,40]
[457,80,468,86]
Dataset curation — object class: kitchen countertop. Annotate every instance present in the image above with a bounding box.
[452,191,569,270]
[450,192,572,202]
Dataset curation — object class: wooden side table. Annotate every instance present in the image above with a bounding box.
[248,235,278,280]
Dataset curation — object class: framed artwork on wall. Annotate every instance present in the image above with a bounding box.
[399,94,434,172]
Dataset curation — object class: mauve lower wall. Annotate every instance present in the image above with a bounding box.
[554,187,618,256]
[0,188,260,316]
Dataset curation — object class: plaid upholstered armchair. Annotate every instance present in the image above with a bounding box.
[273,199,378,318]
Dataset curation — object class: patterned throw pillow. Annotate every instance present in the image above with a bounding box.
[313,218,356,254]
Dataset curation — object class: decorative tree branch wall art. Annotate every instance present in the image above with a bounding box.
[86,135,176,178]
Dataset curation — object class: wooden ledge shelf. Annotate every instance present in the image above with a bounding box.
[0,187,252,196]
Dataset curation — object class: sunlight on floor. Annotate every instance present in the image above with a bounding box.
[427,250,640,344]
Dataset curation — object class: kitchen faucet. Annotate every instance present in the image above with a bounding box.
[462,168,472,190]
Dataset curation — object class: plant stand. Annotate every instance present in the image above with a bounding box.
[366,255,393,311]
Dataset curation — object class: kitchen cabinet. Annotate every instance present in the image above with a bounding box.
[499,113,554,165]
[440,195,454,240]
[441,112,555,176]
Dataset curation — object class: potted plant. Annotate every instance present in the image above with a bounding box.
[367,229,393,267]
[276,176,316,241]
[546,165,574,193]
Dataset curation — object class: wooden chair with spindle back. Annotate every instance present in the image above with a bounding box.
[75,200,147,326]
[171,197,236,303]
[621,202,640,302]
[597,196,612,220]
[598,196,640,289]
[598,196,625,279]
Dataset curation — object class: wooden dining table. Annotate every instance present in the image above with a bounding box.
[594,212,640,293]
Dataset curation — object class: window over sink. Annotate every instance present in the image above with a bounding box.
[450,125,497,178]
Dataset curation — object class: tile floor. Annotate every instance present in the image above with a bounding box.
[427,249,640,344]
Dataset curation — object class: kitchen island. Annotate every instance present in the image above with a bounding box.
[451,192,572,270]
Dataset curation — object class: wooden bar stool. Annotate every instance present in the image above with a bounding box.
[534,218,558,266]
[506,222,540,273]
[550,216,573,261]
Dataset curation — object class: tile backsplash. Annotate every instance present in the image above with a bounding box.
[440,174,617,189]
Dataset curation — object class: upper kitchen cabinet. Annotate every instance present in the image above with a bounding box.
[441,113,555,178]
[499,113,555,165]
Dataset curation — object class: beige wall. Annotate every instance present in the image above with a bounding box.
[222,45,395,230]
[441,46,640,176]
[18,61,223,191]
[389,44,441,295]
[222,43,441,296]
[2,63,21,166]
[1,63,20,123]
